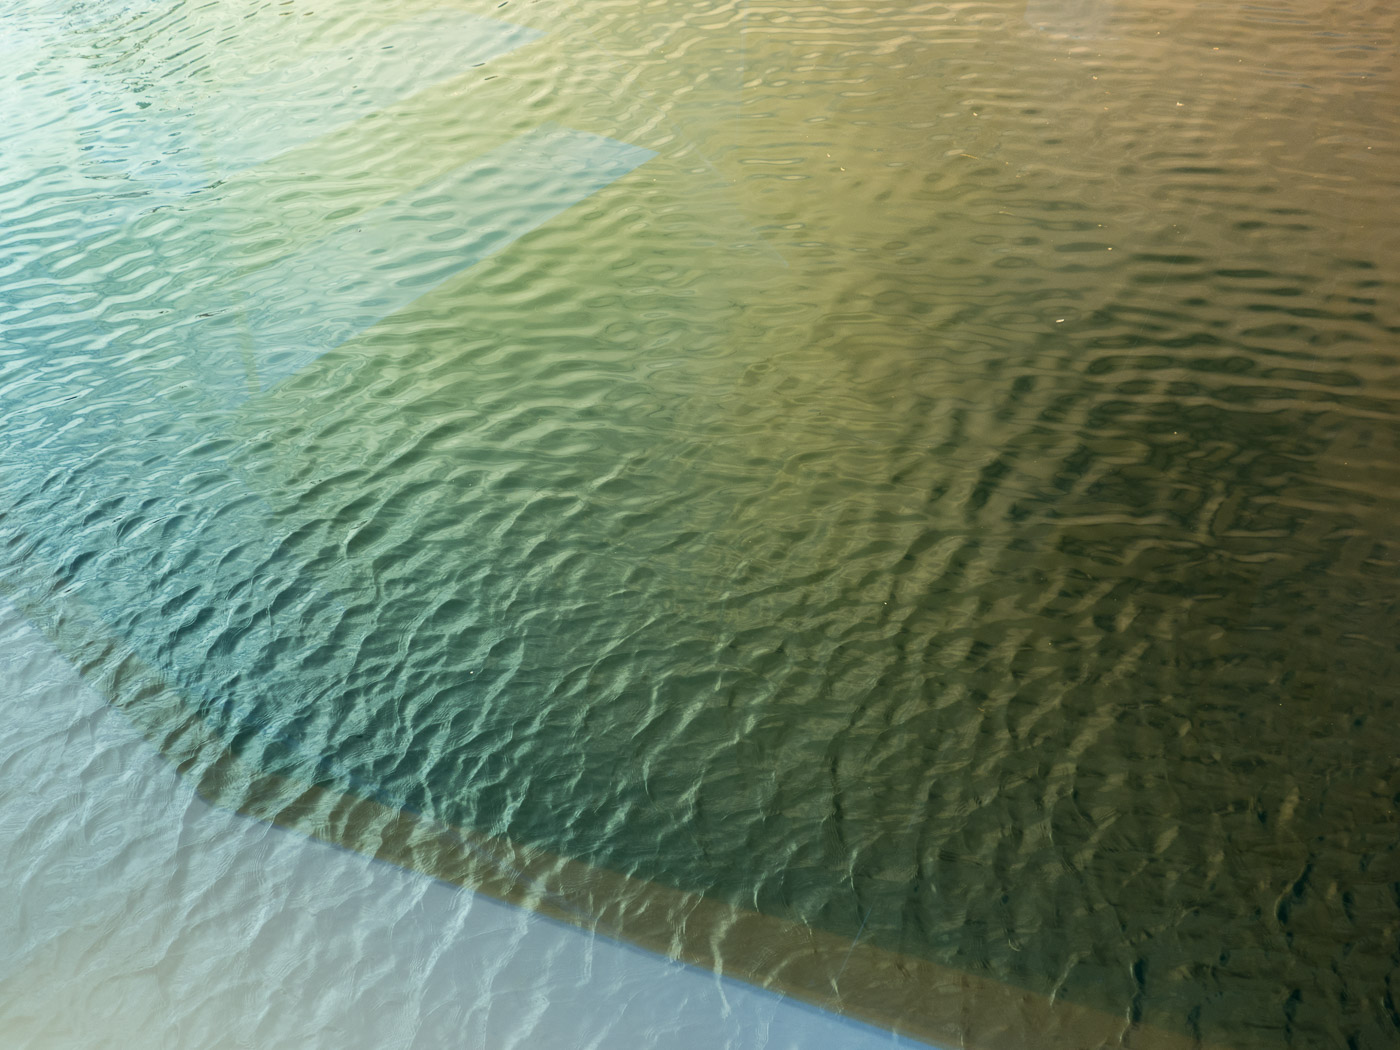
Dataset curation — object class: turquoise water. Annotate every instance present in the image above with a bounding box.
[3,1,1399,1047]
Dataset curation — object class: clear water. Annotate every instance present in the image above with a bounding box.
[2,1,1399,1048]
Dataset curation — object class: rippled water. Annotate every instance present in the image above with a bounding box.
[3,1,1399,1047]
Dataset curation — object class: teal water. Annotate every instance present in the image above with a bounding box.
[2,1,1399,1047]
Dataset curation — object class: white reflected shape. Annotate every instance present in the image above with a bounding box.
[0,599,934,1049]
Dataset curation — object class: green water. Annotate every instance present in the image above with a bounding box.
[3,1,1399,1047]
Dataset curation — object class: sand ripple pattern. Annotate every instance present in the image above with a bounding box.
[3,1,1400,1048]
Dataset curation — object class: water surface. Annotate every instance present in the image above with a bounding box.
[2,2,1399,1048]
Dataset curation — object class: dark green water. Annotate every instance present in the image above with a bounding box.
[2,1,1398,1047]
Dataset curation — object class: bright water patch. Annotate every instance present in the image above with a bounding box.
[0,598,925,1050]
[1,8,540,241]
[223,125,655,401]
[79,11,543,185]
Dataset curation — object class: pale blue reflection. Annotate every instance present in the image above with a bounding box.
[82,11,542,185]
[220,125,655,401]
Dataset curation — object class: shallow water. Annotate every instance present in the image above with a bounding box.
[2,1,1399,1047]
